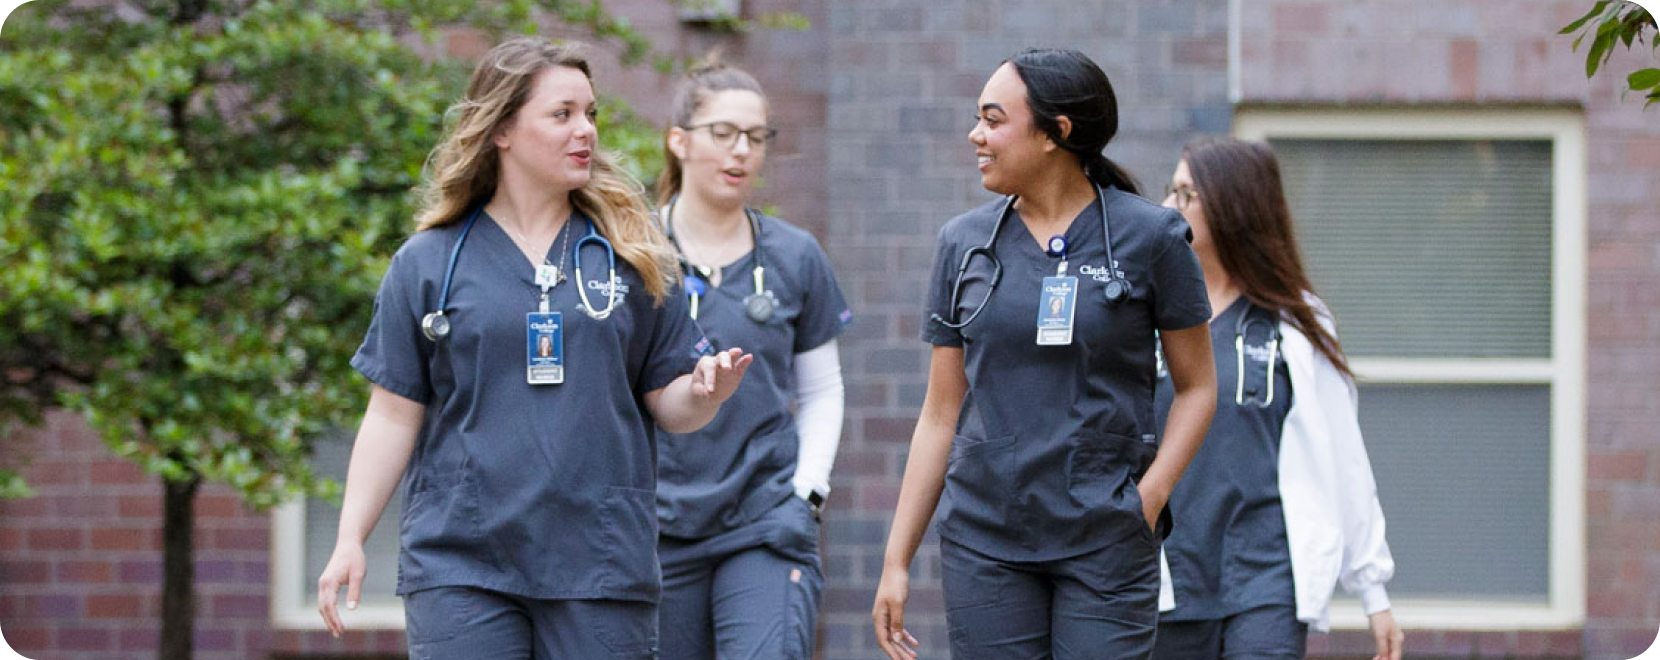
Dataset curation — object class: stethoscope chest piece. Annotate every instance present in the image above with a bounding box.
[743,291,775,323]
[421,311,451,341]
[1102,277,1130,304]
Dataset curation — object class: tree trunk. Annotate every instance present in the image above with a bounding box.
[160,475,200,660]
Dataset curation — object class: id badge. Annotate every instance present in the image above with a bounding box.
[1036,276,1078,346]
[526,312,564,385]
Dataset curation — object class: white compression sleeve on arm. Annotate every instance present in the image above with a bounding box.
[791,339,844,499]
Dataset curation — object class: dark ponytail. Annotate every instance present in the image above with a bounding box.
[1006,48,1140,196]
[1084,152,1141,197]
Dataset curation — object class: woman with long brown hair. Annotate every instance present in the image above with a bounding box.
[314,37,752,658]
[1151,136,1403,660]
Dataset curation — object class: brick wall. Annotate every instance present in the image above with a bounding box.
[818,1,1230,658]
[1236,0,1660,658]
[0,411,410,659]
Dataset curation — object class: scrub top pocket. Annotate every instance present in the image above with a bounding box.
[1066,431,1157,530]
[599,486,660,597]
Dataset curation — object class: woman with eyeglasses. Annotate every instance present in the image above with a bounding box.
[652,57,853,660]
[314,38,753,658]
[1150,136,1402,660]
[872,48,1218,660]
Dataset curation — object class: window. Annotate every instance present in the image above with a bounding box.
[270,432,406,629]
[1234,109,1586,629]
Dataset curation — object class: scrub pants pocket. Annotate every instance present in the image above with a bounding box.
[404,587,531,660]
[585,600,660,659]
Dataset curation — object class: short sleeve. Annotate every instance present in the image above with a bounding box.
[1150,210,1211,331]
[351,249,434,404]
[919,228,965,347]
[635,282,714,397]
[791,237,853,353]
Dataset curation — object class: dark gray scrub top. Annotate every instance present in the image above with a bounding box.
[921,188,1211,561]
[1154,298,1296,620]
[657,214,852,538]
[351,209,712,602]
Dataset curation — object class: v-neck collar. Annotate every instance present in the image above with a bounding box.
[482,210,576,275]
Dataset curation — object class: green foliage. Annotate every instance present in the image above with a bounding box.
[1563,0,1660,107]
[0,0,672,507]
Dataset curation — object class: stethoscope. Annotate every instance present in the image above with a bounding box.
[1233,307,1281,407]
[420,206,619,342]
[1153,303,1283,407]
[661,196,774,323]
[931,183,1130,329]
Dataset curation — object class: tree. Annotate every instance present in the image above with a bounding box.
[0,1,695,657]
[1562,0,1659,106]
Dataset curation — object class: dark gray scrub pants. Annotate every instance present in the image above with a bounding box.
[1153,604,1308,660]
[657,498,823,660]
[402,586,657,660]
[940,532,1161,660]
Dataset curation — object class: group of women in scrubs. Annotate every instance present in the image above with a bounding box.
[314,33,1400,660]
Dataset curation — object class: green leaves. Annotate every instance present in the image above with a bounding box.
[1563,1,1658,106]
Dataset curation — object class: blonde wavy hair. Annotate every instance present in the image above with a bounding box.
[414,37,678,303]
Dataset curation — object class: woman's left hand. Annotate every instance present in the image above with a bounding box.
[692,347,753,403]
[1367,609,1404,660]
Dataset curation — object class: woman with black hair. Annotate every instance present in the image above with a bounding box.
[872,48,1218,660]
[1150,136,1402,660]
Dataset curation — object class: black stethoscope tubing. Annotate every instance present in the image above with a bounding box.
[662,196,774,323]
[931,183,1130,330]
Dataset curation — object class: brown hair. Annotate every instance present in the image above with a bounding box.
[655,52,767,206]
[413,37,677,302]
[1181,136,1352,377]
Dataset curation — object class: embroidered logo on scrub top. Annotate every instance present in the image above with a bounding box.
[1243,343,1277,363]
[1077,261,1127,283]
[586,277,631,301]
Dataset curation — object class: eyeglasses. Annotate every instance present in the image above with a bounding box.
[1164,184,1200,209]
[683,122,778,149]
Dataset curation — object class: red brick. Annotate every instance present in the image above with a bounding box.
[1589,588,1645,617]
[56,560,113,583]
[22,460,81,486]
[49,493,117,518]
[91,527,148,552]
[1589,452,1649,482]
[211,593,267,620]
[195,494,244,518]
[1272,3,1328,33]
[1547,629,1584,655]
[119,628,159,652]
[88,460,148,485]
[206,526,267,551]
[4,626,50,652]
[0,527,18,550]
[1449,38,1479,99]
[85,594,141,618]
[1173,38,1227,67]
[1475,630,1513,657]
[27,527,84,551]
[119,494,162,517]
[0,561,51,584]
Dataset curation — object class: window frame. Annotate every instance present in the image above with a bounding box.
[1233,108,1587,630]
[270,498,406,630]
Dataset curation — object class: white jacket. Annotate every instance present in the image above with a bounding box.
[1159,299,1395,632]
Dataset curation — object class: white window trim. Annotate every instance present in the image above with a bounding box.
[270,499,406,630]
[1235,109,1587,631]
